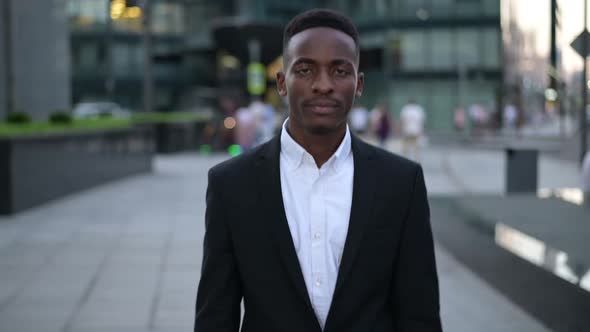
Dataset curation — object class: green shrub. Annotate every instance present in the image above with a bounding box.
[49,111,73,124]
[5,111,32,124]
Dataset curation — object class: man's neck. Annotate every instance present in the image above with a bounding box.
[286,120,346,168]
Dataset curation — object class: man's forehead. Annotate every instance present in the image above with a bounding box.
[285,27,357,63]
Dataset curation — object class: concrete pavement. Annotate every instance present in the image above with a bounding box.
[0,141,572,331]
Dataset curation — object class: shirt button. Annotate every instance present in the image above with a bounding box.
[313,232,321,240]
[315,278,322,287]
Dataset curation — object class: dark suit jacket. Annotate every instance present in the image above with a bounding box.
[194,134,442,332]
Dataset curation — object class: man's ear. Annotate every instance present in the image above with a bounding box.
[277,71,287,96]
[356,72,364,97]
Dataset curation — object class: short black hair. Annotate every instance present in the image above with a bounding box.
[282,9,359,57]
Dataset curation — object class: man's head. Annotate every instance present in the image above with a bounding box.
[277,9,364,137]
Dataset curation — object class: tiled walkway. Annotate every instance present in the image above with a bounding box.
[0,149,553,331]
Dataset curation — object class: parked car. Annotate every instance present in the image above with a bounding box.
[72,102,131,119]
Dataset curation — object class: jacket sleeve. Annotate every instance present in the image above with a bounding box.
[392,165,442,332]
[194,168,243,332]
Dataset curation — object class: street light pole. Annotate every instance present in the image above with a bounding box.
[142,0,153,113]
[2,0,14,115]
[105,0,114,100]
[582,0,589,165]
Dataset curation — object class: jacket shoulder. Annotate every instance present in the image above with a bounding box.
[207,140,270,185]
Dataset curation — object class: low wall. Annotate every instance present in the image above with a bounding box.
[0,127,154,214]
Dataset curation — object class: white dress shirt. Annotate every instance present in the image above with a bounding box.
[279,119,354,329]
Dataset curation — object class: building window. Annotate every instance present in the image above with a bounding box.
[112,43,130,75]
[152,3,185,35]
[482,0,500,15]
[429,29,454,69]
[455,0,482,17]
[78,42,99,70]
[430,0,454,19]
[400,30,427,70]
[395,0,428,19]
[68,0,108,27]
[482,28,500,68]
[455,29,480,67]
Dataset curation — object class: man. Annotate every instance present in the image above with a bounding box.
[400,99,426,161]
[194,9,442,332]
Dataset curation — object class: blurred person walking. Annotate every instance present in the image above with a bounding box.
[235,106,256,150]
[250,100,277,147]
[453,106,465,133]
[194,9,441,332]
[349,104,369,135]
[375,107,392,148]
[400,99,426,161]
[503,103,518,136]
[582,150,590,193]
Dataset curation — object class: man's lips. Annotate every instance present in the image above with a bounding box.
[303,100,341,114]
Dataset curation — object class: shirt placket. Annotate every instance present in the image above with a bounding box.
[310,166,327,312]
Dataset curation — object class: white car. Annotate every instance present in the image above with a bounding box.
[72,102,131,119]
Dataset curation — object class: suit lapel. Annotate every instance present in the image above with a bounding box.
[255,135,318,323]
[325,135,377,329]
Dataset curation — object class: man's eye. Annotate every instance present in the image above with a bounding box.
[335,68,350,76]
[296,68,311,75]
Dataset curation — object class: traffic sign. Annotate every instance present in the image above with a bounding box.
[570,30,590,57]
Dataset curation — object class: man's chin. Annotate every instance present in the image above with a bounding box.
[304,122,345,136]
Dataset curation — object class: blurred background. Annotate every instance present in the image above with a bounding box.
[1,0,589,331]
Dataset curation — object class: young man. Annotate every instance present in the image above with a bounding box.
[194,9,442,332]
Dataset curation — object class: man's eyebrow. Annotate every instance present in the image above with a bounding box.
[291,58,354,66]
[291,58,316,66]
[331,59,354,66]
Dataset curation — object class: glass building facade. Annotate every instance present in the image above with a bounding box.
[1,0,71,120]
[65,0,503,132]
[328,0,502,132]
[67,0,188,111]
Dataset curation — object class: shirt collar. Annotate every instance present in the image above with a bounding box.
[280,118,352,172]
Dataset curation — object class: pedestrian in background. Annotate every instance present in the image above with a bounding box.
[375,107,392,148]
[400,99,426,161]
[235,106,256,150]
[582,149,590,193]
[194,8,441,332]
[348,104,369,135]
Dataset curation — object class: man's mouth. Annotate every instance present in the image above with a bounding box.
[304,100,340,114]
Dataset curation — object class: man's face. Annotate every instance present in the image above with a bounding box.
[277,27,363,136]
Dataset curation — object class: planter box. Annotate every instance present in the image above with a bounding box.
[0,127,154,215]
[431,196,590,332]
[152,121,207,153]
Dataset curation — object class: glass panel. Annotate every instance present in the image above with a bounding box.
[112,43,130,75]
[482,28,500,68]
[430,80,457,132]
[430,0,454,19]
[455,0,482,17]
[482,0,500,15]
[153,2,185,35]
[429,29,454,70]
[69,0,108,27]
[455,29,480,67]
[400,30,427,70]
[398,0,427,19]
[130,44,143,74]
[79,42,99,69]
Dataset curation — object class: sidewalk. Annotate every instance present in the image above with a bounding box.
[0,149,551,332]
[371,136,582,194]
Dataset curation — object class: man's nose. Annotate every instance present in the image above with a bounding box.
[311,70,334,94]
